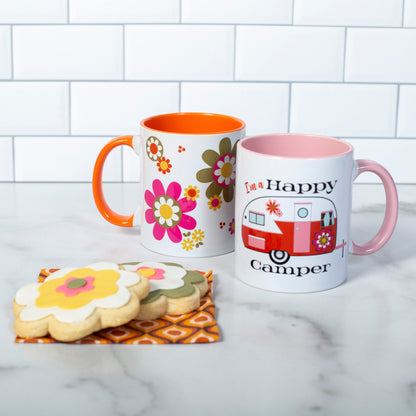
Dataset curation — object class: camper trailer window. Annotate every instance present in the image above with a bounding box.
[297,207,309,218]
[321,211,334,227]
[249,211,265,226]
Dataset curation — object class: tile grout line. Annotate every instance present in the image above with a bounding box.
[121,24,126,181]
[233,25,237,80]
[10,26,14,181]
[178,81,182,111]
[1,23,414,28]
[122,24,126,81]
[11,136,16,181]
[68,81,72,135]
[2,79,414,85]
[342,27,348,82]
[121,146,124,182]
[10,25,14,79]
[395,84,401,137]
[179,0,182,23]
[1,135,412,139]
[67,0,70,24]
[291,0,295,24]
[402,0,406,27]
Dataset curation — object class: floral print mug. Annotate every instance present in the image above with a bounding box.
[93,112,245,257]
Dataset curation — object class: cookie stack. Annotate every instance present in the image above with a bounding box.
[13,261,208,342]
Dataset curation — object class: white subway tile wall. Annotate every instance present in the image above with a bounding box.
[0,137,13,181]
[0,82,69,135]
[69,0,180,23]
[235,26,345,81]
[125,25,234,80]
[290,84,398,137]
[13,26,124,80]
[397,85,416,137]
[14,137,122,182]
[182,0,293,24]
[345,139,416,184]
[0,0,414,183]
[181,82,290,134]
[0,26,11,79]
[405,0,416,27]
[294,0,403,27]
[0,0,67,23]
[70,82,179,135]
[345,28,416,83]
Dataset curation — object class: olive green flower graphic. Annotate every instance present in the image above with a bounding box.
[196,137,237,203]
[146,136,163,162]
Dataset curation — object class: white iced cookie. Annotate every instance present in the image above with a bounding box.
[120,262,209,320]
[13,262,150,342]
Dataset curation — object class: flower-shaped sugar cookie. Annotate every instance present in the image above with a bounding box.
[13,262,150,342]
[120,262,209,320]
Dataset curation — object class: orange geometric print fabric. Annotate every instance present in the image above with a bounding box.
[15,269,219,344]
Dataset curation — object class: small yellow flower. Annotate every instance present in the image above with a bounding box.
[183,185,200,201]
[191,229,205,242]
[208,195,223,211]
[157,157,172,175]
[181,238,195,251]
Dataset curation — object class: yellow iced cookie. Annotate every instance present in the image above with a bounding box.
[14,262,150,342]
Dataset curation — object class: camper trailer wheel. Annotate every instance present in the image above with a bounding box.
[269,250,290,265]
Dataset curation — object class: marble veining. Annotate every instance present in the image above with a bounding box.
[1,183,415,416]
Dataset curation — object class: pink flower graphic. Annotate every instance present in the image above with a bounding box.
[312,229,333,252]
[56,276,95,297]
[228,218,235,235]
[145,179,197,243]
[136,266,166,280]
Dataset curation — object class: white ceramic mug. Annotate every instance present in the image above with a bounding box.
[93,112,245,257]
[235,134,398,293]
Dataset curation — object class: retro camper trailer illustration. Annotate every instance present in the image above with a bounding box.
[242,196,345,265]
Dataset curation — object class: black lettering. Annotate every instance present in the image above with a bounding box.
[313,182,326,194]
[251,260,332,277]
[282,183,296,192]
[311,265,322,274]
[266,179,281,191]
[262,263,273,273]
[251,259,261,270]
[326,180,337,194]
[298,183,312,195]
[264,179,337,194]
[275,265,295,275]
[297,266,311,277]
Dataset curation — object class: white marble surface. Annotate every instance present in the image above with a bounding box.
[1,183,415,416]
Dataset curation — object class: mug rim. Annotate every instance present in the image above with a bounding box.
[238,133,354,160]
[140,112,246,135]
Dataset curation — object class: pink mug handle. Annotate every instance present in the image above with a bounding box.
[352,159,398,255]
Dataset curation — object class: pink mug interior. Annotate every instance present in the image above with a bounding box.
[240,134,353,159]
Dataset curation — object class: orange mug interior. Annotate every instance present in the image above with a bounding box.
[140,112,245,135]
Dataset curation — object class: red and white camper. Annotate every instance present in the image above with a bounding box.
[242,196,344,264]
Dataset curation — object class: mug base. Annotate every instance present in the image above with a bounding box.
[236,274,347,294]
[140,241,234,258]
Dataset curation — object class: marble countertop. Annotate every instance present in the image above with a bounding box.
[1,183,415,416]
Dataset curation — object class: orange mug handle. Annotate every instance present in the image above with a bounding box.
[92,135,136,227]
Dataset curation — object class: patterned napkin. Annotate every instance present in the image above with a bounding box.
[15,268,219,344]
